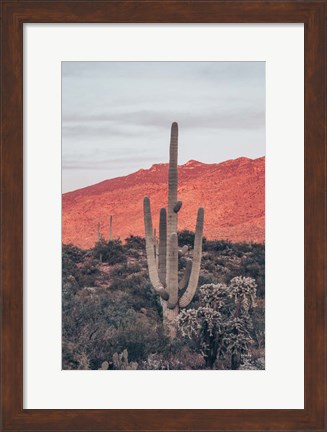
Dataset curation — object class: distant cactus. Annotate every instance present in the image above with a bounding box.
[109,215,113,241]
[143,123,204,337]
[97,221,103,263]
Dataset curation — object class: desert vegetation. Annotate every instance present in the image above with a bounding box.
[62,234,264,370]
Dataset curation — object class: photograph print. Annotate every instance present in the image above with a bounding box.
[62,62,265,370]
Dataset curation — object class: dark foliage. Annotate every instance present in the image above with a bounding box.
[178,229,207,249]
[62,235,265,370]
[94,239,127,265]
[178,230,195,247]
[124,235,146,251]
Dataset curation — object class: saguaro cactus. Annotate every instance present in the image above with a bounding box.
[143,122,204,337]
[97,221,103,263]
[109,215,113,241]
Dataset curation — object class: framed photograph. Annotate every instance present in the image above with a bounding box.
[1,1,325,431]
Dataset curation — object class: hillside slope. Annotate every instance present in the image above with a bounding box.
[62,156,265,248]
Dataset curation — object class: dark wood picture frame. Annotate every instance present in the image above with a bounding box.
[1,1,326,431]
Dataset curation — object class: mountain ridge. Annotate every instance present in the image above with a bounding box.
[62,156,265,248]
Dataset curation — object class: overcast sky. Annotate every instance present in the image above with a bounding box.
[62,61,265,192]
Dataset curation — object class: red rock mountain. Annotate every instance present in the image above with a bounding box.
[62,157,265,249]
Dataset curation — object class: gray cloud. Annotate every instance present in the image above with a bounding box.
[62,61,265,192]
[62,61,264,83]
[62,108,264,140]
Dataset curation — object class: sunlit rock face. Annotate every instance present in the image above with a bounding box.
[62,156,265,248]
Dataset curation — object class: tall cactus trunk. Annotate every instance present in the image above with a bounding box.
[161,300,179,338]
[143,122,204,339]
[167,123,179,310]
[165,123,179,335]
[167,123,178,247]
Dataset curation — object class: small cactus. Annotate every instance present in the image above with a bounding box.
[98,361,109,370]
[112,349,138,370]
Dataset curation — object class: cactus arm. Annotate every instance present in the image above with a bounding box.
[179,208,204,308]
[158,208,167,285]
[166,123,178,290]
[179,259,192,290]
[174,201,182,213]
[167,232,179,309]
[143,196,169,300]
[178,245,189,257]
[182,245,188,254]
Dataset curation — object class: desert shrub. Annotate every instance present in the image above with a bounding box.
[216,257,225,266]
[204,240,232,252]
[76,263,99,287]
[178,277,258,369]
[198,274,216,286]
[62,341,80,369]
[62,275,79,300]
[113,309,168,361]
[111,262,142,277]
[124,235,145,251]
[94,239,126,265]
[233,242,255,254]
[109,274,144,293]
[203,261,216,272]
[62,244,99,289]
[62,245,80,278]
[143,344,205,370]
[224,256,265,298]
[250,302,265,349]
[178,230,195,247]
[240,254,265,297]
[63,244,87,264]
[177,230,207,248]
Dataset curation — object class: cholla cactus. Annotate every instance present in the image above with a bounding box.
[178,279,258,369]
[143,123,204,337]
[228,276,257,312]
